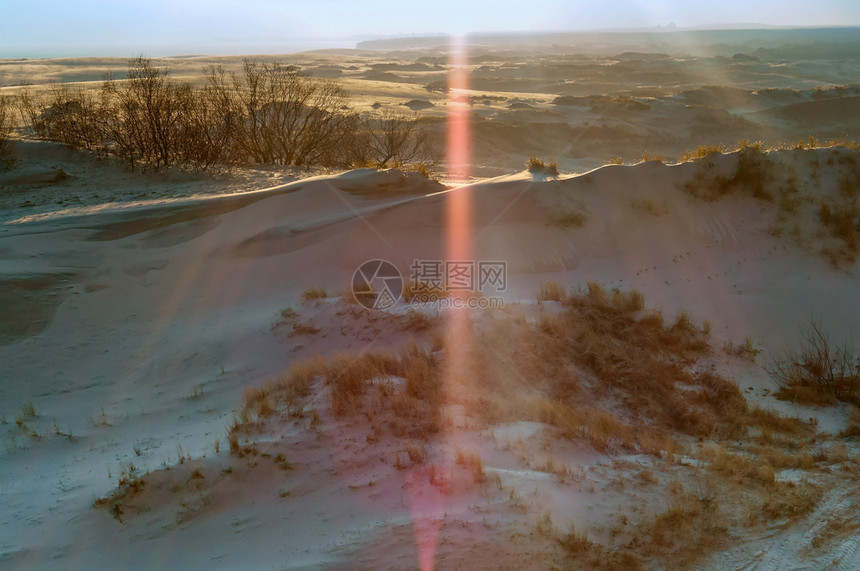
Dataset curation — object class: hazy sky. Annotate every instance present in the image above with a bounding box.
[2,0,860,57]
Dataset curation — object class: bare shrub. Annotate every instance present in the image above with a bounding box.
[0,96,14,169]
[206,59,356,166]
[174,82,242,171]
[38,84,107,154]
[23,57,364,172]
[14,84,46,137]
[360,110,436,169]
[768,319,860,404]
[101,57,185,171]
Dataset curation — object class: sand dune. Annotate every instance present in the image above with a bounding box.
[3,145,860,568]
[3,28,860,568]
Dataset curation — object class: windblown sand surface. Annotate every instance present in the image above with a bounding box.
[2,141,860,568]
[3,31,860,568]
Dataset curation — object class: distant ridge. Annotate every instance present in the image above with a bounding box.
[356,27,860,56]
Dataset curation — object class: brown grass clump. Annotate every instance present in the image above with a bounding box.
[553,487,727,569]
[683,144,774,202]
[538,281,567,302]
[638,152,666,164]
[547,207,588,228]
[402,309,433,331]
[241,355,328,421]
[455,448,487,483]
[327,343,443,439]
[300,286,328,303]
[810,515,860,550]
[678,144,725,163]
[818,198,860,266]
[395,441,428,469]
[93,461,147,522]
[402,279,449,302]
[526,154,559,177]
[328,351,400,415]
[723,336,761,361]
[468,284,745,453]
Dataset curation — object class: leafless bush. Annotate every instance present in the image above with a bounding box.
[100,57,185,170]
[359,110,436,168]
[768,319,860,404]
[0,96,15,169]
[21,57,438,173]
[173,83,241,171]
[39,84,107,154]
[14,84,46,137]
[206,60,356,166]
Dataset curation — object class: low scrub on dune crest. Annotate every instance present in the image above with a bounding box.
[300,286,328,303]
[637,152,666,164]
[678,144,725,163]
[682,144,860,266]
[526,154,559,177]
[683,143,774,202]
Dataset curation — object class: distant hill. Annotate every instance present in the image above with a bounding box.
[357,27,860,57]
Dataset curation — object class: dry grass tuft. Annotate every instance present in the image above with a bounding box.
[678,144,725,163]
[455,447,487,483]
[526,154,559,177]
[547,207,588,228]
[300,286,328,303]
[538,281,567,302]
[241,355,328,421]
[723,336,761,361]
[638,152,666,164]
[683,144,774,202]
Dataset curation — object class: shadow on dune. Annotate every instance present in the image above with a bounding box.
[0,274,73,345]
